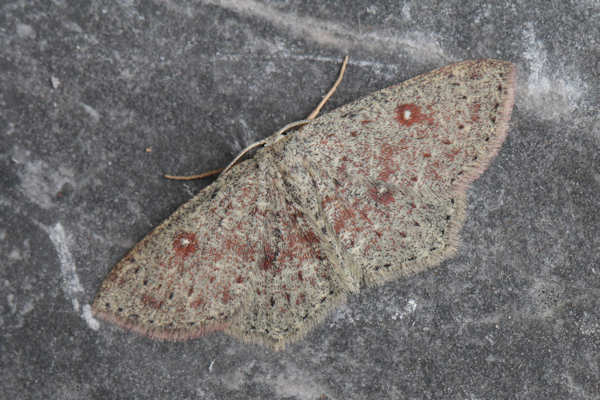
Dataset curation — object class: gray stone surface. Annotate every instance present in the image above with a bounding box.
[1,1,599,399]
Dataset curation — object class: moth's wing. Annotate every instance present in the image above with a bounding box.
[225,151,347,350]
[286,59,516,285]
[92,159,267,340]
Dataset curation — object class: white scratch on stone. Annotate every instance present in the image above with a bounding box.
[392,298,417,321]
[522,23,585,120]
[270,364,328,400]
[211,52,406,80]
[222,361,328,400]
[22,300,34,315]
[45,222,99,331]
[200,0,447,63]
[81,103,100,123]
[48,223,84,305]
[402,3,412,19]
[7,293,16,314]
[50,76,61,89]
[82,304,100,331]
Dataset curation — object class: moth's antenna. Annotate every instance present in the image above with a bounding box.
[165,56,349,181]
[307,55,348,120]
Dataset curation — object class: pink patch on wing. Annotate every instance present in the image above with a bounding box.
[395,104,429,126]
[471,103,481,121]
[172,232,199,260]
[368,186,395,205]
[141,293,163,310]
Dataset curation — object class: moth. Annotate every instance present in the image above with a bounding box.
[92,59,516,350]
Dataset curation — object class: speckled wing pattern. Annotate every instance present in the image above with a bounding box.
[227,152,348,347]
[92,160,265,339]
[92,59,516,350]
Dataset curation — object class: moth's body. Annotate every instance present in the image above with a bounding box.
[92,59,516,350]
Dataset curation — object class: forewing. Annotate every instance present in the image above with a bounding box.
[285,59,516,284]
[92,159,266,340]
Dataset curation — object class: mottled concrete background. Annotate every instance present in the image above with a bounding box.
[1,1,599,399]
